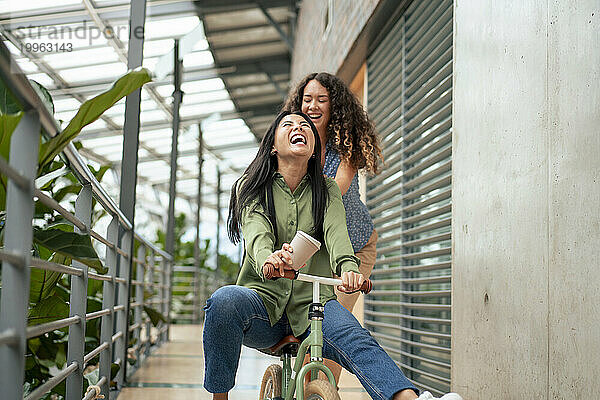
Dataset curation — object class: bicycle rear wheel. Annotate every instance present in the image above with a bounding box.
[259,364,282,400]
[304,380,340,400]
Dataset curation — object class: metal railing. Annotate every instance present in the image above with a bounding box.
[170,266,228,323]
[0,41,173,399]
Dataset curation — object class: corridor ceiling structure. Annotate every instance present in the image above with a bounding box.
[0,0,298,238]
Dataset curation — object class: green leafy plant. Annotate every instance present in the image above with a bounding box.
[0,68,152,398]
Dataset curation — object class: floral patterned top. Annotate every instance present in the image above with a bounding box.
[323,141,374,252]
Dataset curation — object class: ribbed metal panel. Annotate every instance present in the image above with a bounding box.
[366,0,453,395]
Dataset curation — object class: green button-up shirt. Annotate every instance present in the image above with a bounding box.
[236,173,360,336]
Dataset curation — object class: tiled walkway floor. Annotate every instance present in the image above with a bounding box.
[118,324,369,400]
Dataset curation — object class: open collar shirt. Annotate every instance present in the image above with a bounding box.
[236,173,360,337]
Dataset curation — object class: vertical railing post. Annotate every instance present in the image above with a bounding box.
[216,167,221,270]
[99,217,119,398]
[134,244,145,368]
[66,184,93,399]
[114,229,132,387]
[145,249,154,358]
[0,111,39,398]
[193,124,204,324]
[161,258,169,343]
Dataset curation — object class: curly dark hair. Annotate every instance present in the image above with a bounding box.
[282,72,383,174]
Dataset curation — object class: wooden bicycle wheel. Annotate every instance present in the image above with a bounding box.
[259,364,282,400]
[304,379,341,400]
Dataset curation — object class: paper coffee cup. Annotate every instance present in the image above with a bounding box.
[290,230,321,270]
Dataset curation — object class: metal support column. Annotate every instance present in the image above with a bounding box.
[161,258,170,343]
[0,111,39,399]
[119,0,146,222]
[66,184,92,399]
[193,125,204,323]
[215,167,221,270]
[134,245,145,367]
[118,0,147,383]
[165,39,183,257]
[145,249,154,357]
[166,39,183,339]
[99,217,119,398]
[114,229,132,387]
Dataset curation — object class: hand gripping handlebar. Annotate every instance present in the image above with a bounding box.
[262,264,373,294]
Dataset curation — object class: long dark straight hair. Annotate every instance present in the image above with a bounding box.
[227,111,329,244]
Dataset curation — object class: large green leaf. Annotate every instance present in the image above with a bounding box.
[0,78,22,114]
[29,253,70,304]
[0,112,24,210]
[143,305,167,326]
[28,294,69,326]
[33,227,107,274]
[30,80,54,116]
[38,68,152,170]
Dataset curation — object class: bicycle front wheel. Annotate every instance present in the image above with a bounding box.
[305,380,340,400]
[259,364,282,400]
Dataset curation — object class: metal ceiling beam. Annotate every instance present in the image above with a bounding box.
[255,1,293,52]
[262,66,286,100]
[207,21,283,36]
[194,0,286,14]
[3,24,214,197]
[77,0,238,179]
[77,111,242,139]
[43,57,288,99]
[210,38,284,52]
[116,141,258,165]
[0,0,195,28]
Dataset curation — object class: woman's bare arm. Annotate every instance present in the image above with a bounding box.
[334,160,358,195]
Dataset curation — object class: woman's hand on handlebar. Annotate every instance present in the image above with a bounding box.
[337,271,365,293]
[262,244,294,278]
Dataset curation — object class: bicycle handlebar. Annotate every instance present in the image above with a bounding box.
[262,264,373,294]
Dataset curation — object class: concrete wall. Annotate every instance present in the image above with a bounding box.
[452,1,600,398]
[291,0,380,81]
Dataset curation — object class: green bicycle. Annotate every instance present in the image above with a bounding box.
[257,269,372,400]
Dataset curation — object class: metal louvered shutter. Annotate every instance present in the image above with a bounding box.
[365,0,453,395]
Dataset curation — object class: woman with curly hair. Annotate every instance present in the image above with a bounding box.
[282,71,383,383]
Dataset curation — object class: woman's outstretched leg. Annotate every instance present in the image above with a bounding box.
[320,299,419,400]
[203,285,285,395]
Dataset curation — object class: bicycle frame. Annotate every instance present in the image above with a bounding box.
[282,273,343,400]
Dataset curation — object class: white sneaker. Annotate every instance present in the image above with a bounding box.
[417,391,463,400]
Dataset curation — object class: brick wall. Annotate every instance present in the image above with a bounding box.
[290,0,382,82]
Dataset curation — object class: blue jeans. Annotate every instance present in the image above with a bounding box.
[203,285,418,399]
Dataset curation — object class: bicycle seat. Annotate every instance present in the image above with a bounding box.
[258,335,301,357]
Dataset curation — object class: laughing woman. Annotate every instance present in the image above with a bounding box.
[201,111,461,400]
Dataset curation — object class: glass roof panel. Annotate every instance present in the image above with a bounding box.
[182,50,213,68]
[81,119,108,132]
[145,16,200,39]
[1,2,264,239]
[27,72,54,87]
[43,48,119,70]
[1,0,81,13]
[140,109,168,124]
[181,78,224,93]
[52,97,82,112]
[15,58,38,73]
[179,100,234,118]
[143,38,175,58]
[139,128,171,141]
[60,62,127,83]
[155,84,174,97]
[182,90,230,105]
[81,135,124,149]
